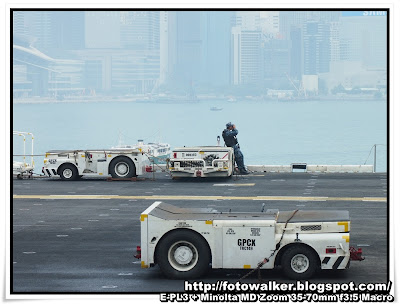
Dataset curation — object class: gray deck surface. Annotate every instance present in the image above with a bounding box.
[12,172,388,293]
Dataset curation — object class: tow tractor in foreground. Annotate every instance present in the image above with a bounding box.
[137,201,364,280]
[169,146,234,178]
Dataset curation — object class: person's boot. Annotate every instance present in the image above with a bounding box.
[239,169,250,175]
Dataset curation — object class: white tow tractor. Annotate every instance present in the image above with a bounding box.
[42,148,151,180]
[169,146,234,178]
[137,201,364,280]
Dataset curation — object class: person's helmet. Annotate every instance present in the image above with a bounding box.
[226,122,233,128]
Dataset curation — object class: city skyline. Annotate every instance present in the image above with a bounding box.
[12,10,387,100]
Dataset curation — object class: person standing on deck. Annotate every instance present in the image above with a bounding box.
[222,122,250,175]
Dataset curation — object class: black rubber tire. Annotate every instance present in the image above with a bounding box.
[281,245,319,280]
[109,156,136,178]
[156,230,211,279]
[59,163,79,181]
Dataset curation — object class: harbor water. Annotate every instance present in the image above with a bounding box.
[12,99,387,172]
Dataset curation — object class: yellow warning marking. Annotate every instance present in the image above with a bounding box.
[243,265,251,269]
[141,261,148,268]
[342,235,350,243]
[205,220,213,225]
[199,151,204,154]
[13,194,387,202]
[81,155,85,158]
[108,154,112,157]
[338,221,349,232]
[140,214,148,221]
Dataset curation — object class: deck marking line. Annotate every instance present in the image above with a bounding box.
[14,194,386,202]
[102,286,118,289]
[213,183,255,186]
[13,225,49,227]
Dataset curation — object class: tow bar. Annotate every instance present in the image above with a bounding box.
[134,246,141,259]
[349,246,364,261]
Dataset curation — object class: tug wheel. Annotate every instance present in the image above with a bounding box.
[156,230,211,279]
[281,245,319,280]
[59,164,79,181]
[109,156,136,178]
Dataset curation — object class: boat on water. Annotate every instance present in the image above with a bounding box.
[210,106,223,111]
[112,140,171,164]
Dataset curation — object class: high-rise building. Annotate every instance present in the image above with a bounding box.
[160,11,176,84]
[279,11,308,40]
[175,11,204,84]
[303,21,330,75]
[85,11,121,48]
[12,11,85,97]
[329,22,340,63]
[173,11,233,87]
[53,11,85,51]
[13,11,29,37]
[231,26,262,84]
[279,11,340,40]
[263,39,290,79]
[120,11,160,50]
[339,12,386,69]
[203,11,234,86]
[289,26,302,80]
[13,11,85,54]
[83,11,160,94]
[230,11,263,85]
[235,11,260,31]
[260,11,279,38]
[12,11,54,51]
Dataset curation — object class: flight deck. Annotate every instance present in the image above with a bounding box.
[12,172,388,293]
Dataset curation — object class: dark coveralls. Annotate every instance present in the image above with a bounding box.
[222,128,246,173]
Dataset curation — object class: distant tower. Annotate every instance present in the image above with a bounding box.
[231,12,262,84]
[260,11,279,38]
[160,11,178,85]
[339,13,386,69]
[174,11,233,87]
[120,11,160,50]
[289,26,302,80]
[303,21,330,75]
[175,11,204,83]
